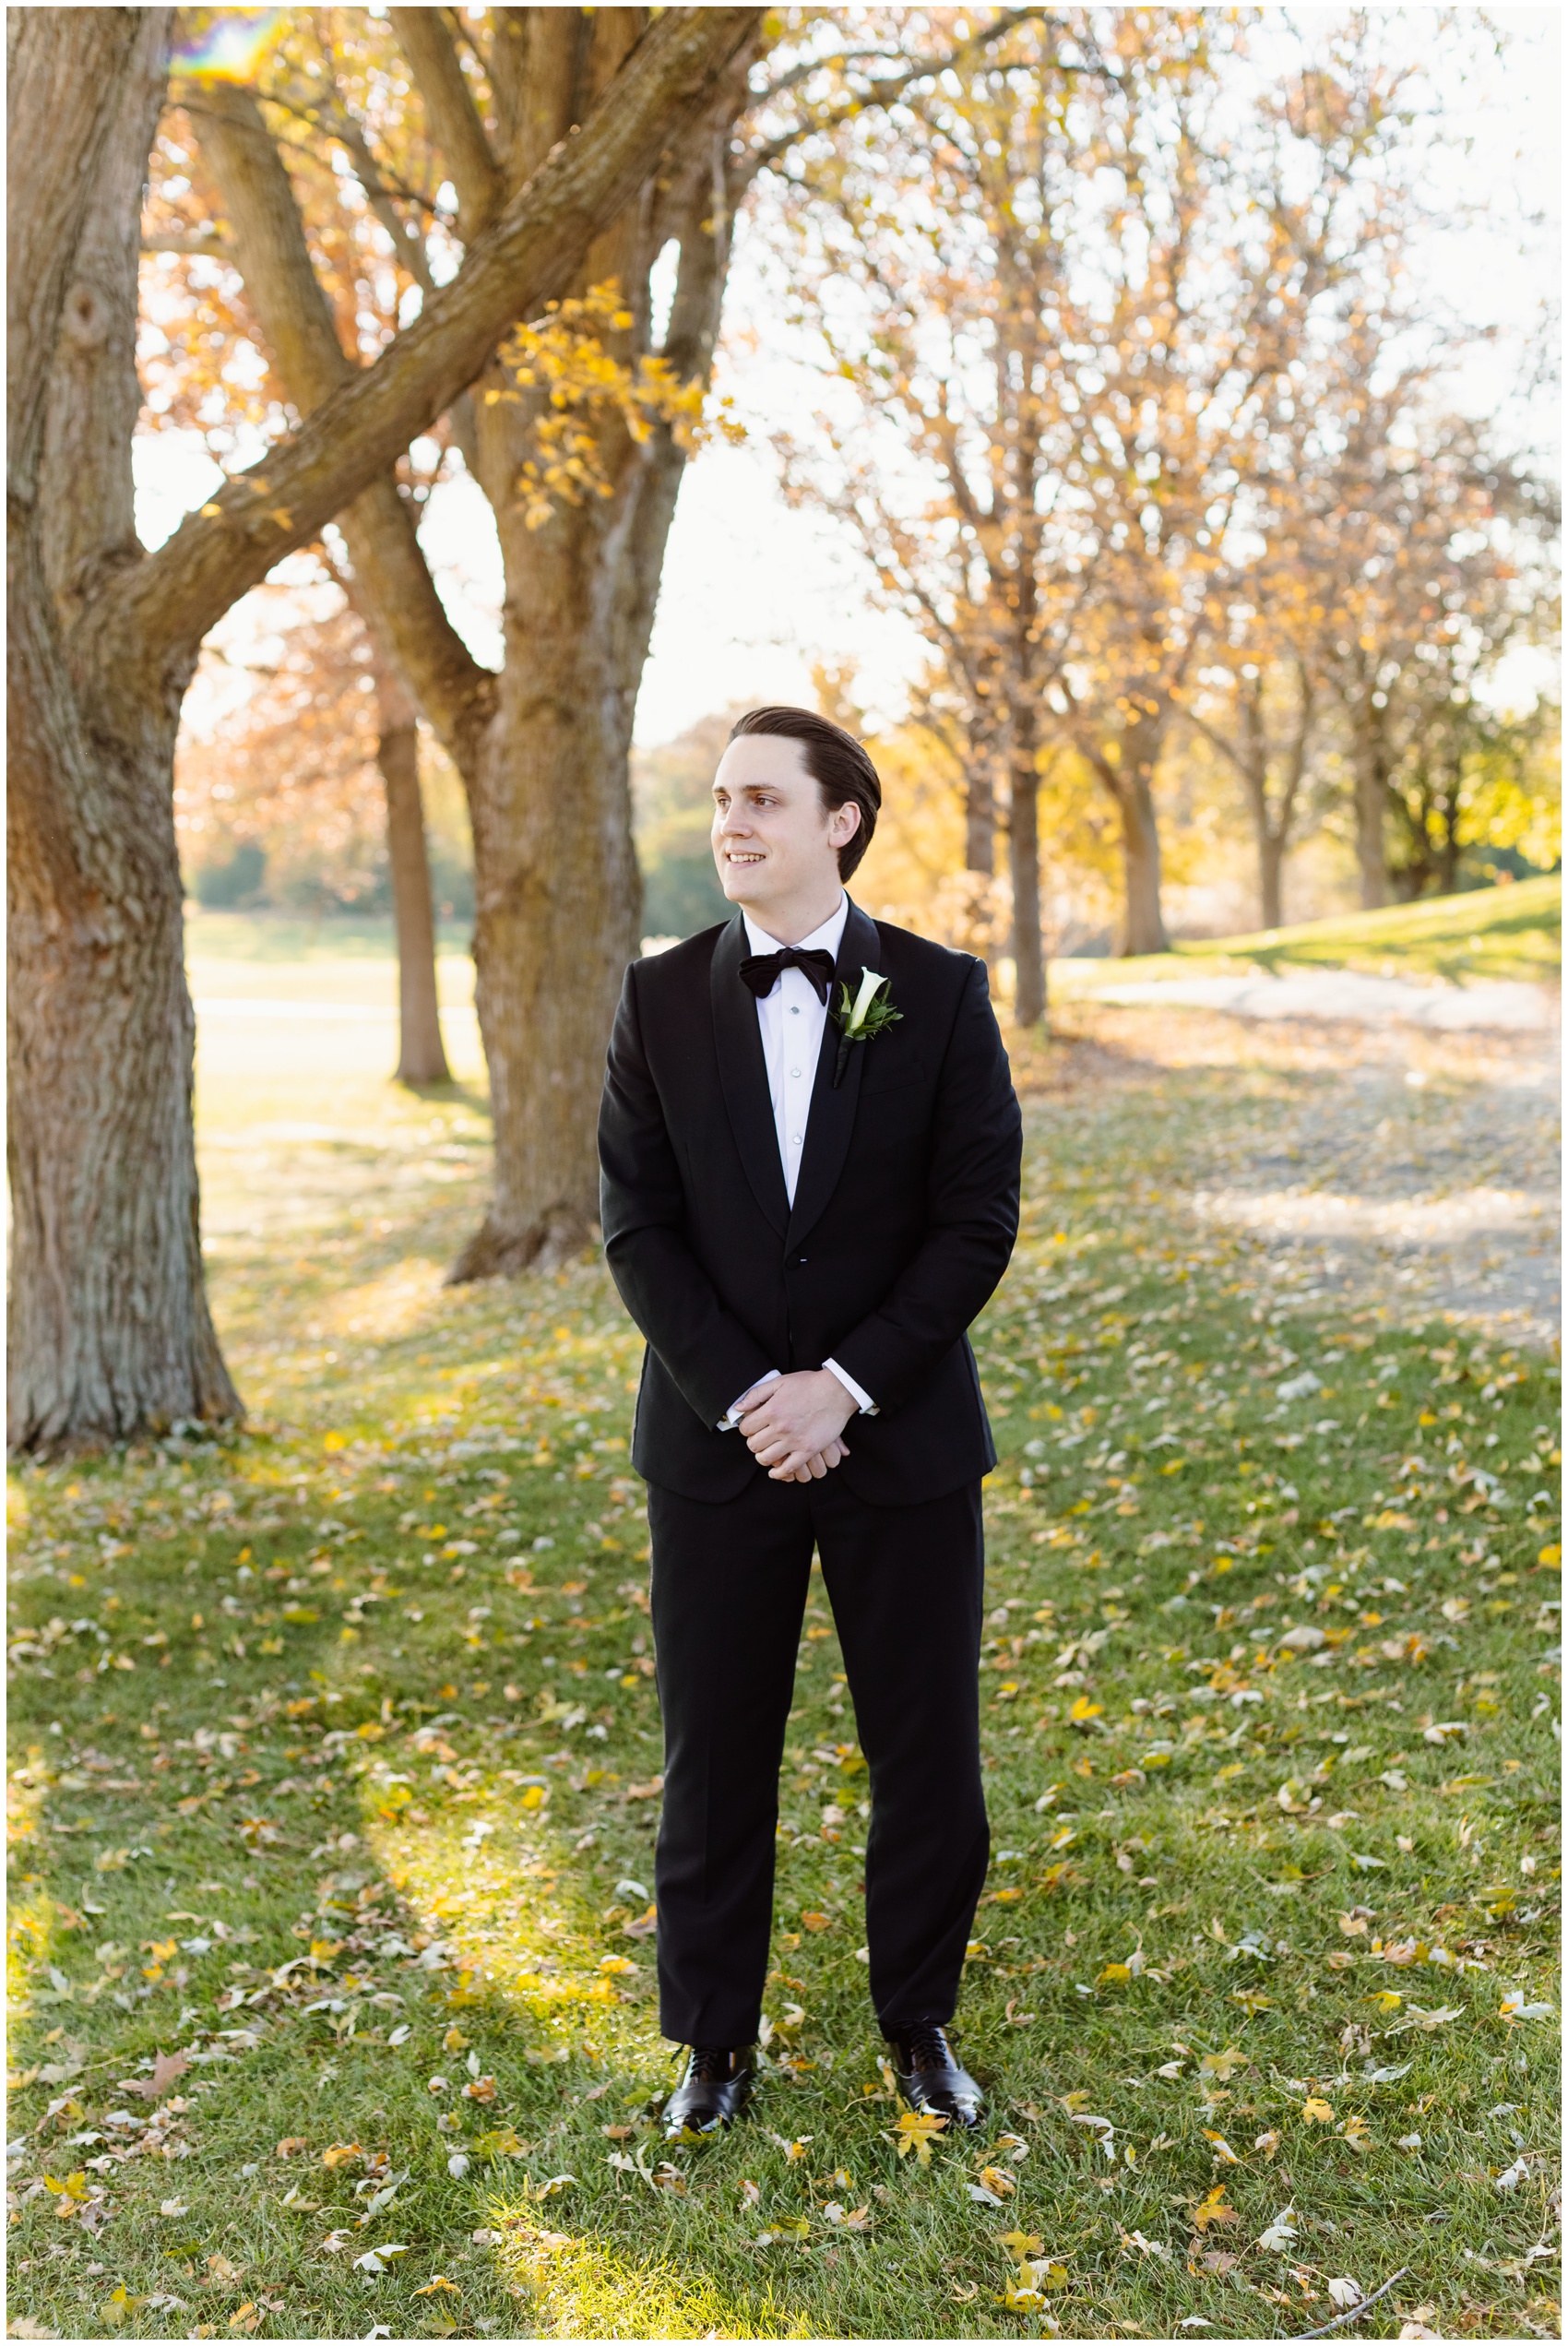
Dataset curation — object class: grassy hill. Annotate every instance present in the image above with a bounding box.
[1056,875,1561,994]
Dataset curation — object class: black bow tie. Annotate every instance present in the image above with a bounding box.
[739,946,836,1004]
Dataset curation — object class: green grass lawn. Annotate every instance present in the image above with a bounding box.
[6,1008,1562,2341]
[184,911,474,968]
[1055,876,1562,994]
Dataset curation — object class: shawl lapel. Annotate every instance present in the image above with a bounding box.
[785,898,880,1254]
[709,911,790,1236]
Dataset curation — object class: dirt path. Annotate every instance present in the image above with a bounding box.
[1088,966,1553,1030]
[1017,992,1561,1349]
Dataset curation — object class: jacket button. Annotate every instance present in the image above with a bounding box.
[798,1256,807,1264]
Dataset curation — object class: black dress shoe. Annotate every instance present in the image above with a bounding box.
[886,2021,984,2130]
[661,2044,754,2141]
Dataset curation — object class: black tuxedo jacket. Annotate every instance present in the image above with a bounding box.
[598,898,1023,1506]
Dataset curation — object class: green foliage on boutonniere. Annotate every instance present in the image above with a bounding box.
[830,966,902,1088]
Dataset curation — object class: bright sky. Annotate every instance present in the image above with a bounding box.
[135,6,1560,752]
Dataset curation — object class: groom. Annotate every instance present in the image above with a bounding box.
[598,705,1022,2139]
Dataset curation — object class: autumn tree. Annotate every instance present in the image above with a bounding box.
[766,9,1391,982]
[1384,695,1555,900]
[1303,355,1554,908]
[7,3,762,1449]
[767,9,1104,1017]
[172,6,1070,1250]
[159,9,755,1274]
[1220,22,1559,911]
[762,9,1555,967]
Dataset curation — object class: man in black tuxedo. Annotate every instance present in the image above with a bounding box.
[598,705,1022,2139]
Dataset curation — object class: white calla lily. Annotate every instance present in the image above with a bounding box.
[849,967,885,1030]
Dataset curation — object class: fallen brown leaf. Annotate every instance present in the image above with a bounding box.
[115,2050,189,2102]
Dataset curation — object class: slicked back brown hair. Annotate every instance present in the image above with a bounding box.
[728,705,881,880]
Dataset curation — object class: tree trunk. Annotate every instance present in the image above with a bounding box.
[1350,717,1390,910]
[8,8,239,1449]
[451,447,659,1278]
[1113,760,1170,956]
[1434,791,1463,896]
[378,705,451,1088]
[9,6,762,1449]
[965,747,996,875]
[8,666,239,1449]
[446,26,749,1278]
[317,573,454,1086]
[1008,721,1046,1027]
[1259,827,1285,931]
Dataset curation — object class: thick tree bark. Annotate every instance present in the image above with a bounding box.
[7,11,148,513]
[8,9,241,1449]
[456,517,647,1276]
[9,5,761,1448]
[451,18,747,1278]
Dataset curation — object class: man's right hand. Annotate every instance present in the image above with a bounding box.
[790,1436,849,1483]
[733,1378,850,1483]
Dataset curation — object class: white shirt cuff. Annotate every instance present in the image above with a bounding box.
[719,1369,781,1431]
[823,1356,877,1415]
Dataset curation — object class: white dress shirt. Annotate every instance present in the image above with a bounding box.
[719,894,876,1429]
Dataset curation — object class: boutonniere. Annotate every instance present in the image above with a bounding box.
[830,965,902,1088]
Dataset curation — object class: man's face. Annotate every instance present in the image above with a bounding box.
[710,734,860,919]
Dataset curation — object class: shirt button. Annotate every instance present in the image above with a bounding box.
[791,1134,802,1144]
[790,1068,801,1078]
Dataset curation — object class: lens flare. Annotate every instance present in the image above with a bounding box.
[172,10,285,82]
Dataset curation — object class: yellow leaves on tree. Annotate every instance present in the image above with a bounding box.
[496,283,743,531]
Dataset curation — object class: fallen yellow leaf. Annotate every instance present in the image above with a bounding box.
[892,2111,948,2166]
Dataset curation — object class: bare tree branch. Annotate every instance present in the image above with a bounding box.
[389,6,505,239]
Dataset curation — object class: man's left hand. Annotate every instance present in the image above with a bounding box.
[738,1367,857,1481]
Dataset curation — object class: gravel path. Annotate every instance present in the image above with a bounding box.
[1087,967,1554,1030]
[1038,992,1561,1349]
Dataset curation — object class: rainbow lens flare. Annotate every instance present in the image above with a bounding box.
[172,10,285,81]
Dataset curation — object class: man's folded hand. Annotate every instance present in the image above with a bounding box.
[737,1367,857,1482]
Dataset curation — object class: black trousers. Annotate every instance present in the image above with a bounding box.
[647,1470,989,2047]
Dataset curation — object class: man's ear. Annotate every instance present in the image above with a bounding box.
[828,800,861,848]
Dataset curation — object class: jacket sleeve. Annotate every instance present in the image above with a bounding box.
[826,957,1022,1412]
[598,959,778,1430]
